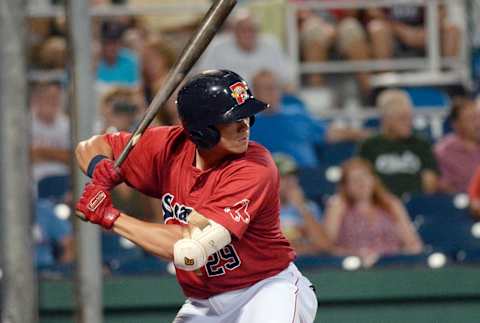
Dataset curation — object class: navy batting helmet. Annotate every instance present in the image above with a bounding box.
[177,69,268,149]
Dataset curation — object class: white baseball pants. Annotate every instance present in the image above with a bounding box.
[173,262,318,323]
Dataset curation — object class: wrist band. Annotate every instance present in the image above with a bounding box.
[86,155,108,178]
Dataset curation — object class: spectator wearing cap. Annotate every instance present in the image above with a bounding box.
[274,153,332,255]
[97,86,145,134]
[358,89,439,197]
[96,21,140,88]
[435,97,480,193]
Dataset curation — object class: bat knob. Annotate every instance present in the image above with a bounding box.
[75,211,88,222]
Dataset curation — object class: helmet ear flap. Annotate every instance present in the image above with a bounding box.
[189,126,220,150]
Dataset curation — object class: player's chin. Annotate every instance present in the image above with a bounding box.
[230,139,249,154]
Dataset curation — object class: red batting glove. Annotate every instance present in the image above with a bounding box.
[92,159,124,190]
[76,183,121,230]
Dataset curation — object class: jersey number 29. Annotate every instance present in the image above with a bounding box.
[205,244,241,277]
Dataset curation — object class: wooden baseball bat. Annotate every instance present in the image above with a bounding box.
[114,0,237,167]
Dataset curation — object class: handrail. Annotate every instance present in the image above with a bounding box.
[27,3,211,18]
[286,0,471,89]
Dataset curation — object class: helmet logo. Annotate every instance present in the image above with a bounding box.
[229,82,250,105]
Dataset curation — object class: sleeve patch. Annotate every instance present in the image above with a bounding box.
[224,199,250,224]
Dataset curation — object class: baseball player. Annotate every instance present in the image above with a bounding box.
[75,69,318,322]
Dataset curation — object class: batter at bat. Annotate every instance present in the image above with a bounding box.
[75,70,318,322]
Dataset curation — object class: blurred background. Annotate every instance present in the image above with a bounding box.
[2,0,480,322]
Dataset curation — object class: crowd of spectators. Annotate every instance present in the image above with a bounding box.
[26,0,479,272]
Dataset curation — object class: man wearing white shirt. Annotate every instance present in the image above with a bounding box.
[31,82,70,190]
[196,8,294,90]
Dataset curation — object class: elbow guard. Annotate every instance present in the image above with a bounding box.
[173,220,231,271]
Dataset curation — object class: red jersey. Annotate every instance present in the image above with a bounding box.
[105,126,295,298]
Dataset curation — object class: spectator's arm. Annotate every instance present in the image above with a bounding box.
[421,170,439,194]
[391,197,423,254]
[323,195,347,242]
[391,21,426,49]
[469,199,480,220]
[297,205,332,252]
[433,144,458,193]
[31,147,70,164]
[326,126,371,143]
[59,236,75,264]
[47,207,75,264]
[286,181,332,252]
[420,141,439,194]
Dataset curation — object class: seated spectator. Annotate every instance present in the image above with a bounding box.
[468,166,480,220]
[250,69,369,168]
[435,97,480,193]
[96,20,140,88]
[324,158,423,267]
[366,4,460,59]
[294,0,371,95]
[196,8,294,90]
[358,89,439,197]
[141,36,176,103]
[34,199,74,269]
[30,81,70,191]
[106,100,139,133]
[97,86,145,134]
[274,153,332,255]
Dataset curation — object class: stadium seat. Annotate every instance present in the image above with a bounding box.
[442,116,453,136]
[281,94,308,115]
[374,253,433,268]
[297,166,338,201]
[102,231,144,269]
[295,254,346,270]
[110,254,169,275]
[37,263,74,278]
[37,174,70,202]
[363,116,380,130]
[405,194,478,255]
[316,141,357,167]
[403,86,450,109]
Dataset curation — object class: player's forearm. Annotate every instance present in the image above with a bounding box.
[75,135,113,174]
[112,214,185,260]
[421,170,439,194]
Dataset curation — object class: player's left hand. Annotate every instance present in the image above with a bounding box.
[76,182,121,230]
[92,159,124,190]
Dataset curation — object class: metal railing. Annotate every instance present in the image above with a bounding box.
[285,0,472,90]
[26,0,473,92]
[27,2,211,18]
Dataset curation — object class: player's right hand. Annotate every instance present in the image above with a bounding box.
[92,159,124,189]
[76,182,121,230]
